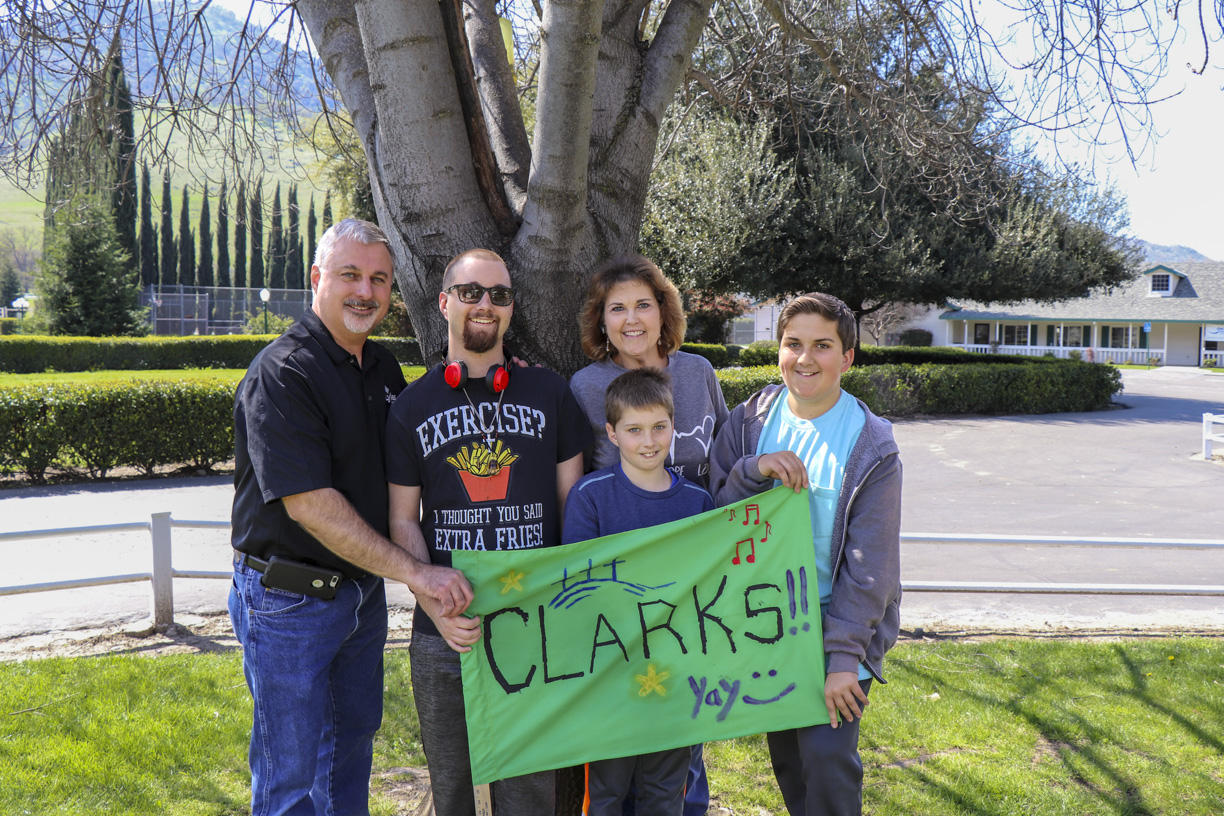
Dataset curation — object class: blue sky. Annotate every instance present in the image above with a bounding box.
[1054,29,1224,260]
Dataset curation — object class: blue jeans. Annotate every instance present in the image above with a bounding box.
[229,556,388,816]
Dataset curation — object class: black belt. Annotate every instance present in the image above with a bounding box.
[237,553,350,579]
[240,553,272,573]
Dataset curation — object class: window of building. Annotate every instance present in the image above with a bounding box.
[1046,325,1092,347]
[973,323,991,344]
[1150,273,1171,294]
[1002,325,1029,345]
[1103,326,1136,348]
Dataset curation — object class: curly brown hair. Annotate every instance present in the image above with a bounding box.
[578,254,687,362]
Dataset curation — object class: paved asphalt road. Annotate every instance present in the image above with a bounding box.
[2,367,1222,639]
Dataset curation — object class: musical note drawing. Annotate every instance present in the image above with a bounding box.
[726,508,736,522]
[760,520,771,543]
[733,538,756,565]
[742,504,760,526]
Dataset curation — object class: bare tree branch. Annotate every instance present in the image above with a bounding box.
[465,0,531,215]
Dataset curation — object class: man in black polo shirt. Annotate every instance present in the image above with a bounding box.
[386,249,593,816]
[230,219,471,816]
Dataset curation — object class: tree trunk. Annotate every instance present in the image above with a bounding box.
[299,0,714,374]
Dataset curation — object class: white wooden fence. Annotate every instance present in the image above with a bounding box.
[4,519,1224,627]
[1204,413,1224,459]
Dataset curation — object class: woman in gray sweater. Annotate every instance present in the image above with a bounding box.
[569,254,729,491]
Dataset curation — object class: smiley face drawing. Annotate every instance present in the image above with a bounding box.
[743,669,797,706]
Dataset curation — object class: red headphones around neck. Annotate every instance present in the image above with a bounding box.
[444,360,510,393]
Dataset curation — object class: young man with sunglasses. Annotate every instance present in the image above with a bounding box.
[386,249,593,816]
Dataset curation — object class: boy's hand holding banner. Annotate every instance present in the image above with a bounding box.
[454,487,828,785]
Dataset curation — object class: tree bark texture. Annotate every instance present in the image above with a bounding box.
[299,0,714,372]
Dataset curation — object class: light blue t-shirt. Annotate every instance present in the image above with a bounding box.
[758,388,869,679]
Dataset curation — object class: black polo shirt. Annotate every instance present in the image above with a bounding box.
[231,309,407,575]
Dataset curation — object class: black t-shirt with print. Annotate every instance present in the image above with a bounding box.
[386,364,593,637]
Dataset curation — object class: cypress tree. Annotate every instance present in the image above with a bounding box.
[0,259,20,309]
[217,178,231,288]
[321,189,333,232]
[234,179,247,288]
[41,47,137,259]
[197,183,213,287]
[268,182,285,289]
[107,52,138,272]
[139,161,157,287]
[287,184,302,289]
[178,185,194,286]
[249,183,264,289]
[42,130,68,243]
[306,193,318,279]
[160,169,176,286]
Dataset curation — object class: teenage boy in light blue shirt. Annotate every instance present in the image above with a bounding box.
[563,368,714,816]
[709,292,902,816]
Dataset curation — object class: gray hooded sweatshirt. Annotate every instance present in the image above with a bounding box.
[708,384,902,682]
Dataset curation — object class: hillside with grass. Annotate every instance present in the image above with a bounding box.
[0,0,336,247]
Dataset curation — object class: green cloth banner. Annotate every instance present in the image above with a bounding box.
[454,487,828,785]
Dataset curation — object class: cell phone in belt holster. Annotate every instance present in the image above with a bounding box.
[261,556,342,600]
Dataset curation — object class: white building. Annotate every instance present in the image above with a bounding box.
[932,263,1224,367]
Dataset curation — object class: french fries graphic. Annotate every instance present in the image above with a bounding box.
[447,440,519,477]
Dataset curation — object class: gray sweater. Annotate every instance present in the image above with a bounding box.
[708,384,902,682]
[570,351,729,489]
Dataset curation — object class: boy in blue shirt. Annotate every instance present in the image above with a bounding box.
[709,292,902,816]
[563,368,714,816]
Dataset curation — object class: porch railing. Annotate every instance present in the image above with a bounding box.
[957,344,1162,365]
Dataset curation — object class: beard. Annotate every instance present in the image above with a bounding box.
[342,298,384,336]
[462,314,500,353]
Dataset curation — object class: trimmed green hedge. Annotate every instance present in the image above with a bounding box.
[715,361,1121,417]
[0,381,235,482]
[737,341,1060,368]
[1,358,1121,482]
[0,334,423,373]
[679,343,731,368]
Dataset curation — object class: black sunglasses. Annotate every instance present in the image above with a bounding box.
[444,283,516,307]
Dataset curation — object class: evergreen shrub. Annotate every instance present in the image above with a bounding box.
[679,343,730,368]
[898,328,933,346]
[0,335,423,373]
[0,318,19,336]
[737,341,779,367]
[0,381,234,482]
[715,361,1121,416]
[736,341,1062,370]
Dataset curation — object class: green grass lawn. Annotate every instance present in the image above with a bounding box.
[0,367,427,388]
[2,638,1220,814]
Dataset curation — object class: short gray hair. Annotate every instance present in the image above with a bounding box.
[314,218,395,274]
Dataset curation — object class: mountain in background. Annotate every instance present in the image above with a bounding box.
[125,1,322,112]
[1141,241,1214,264]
